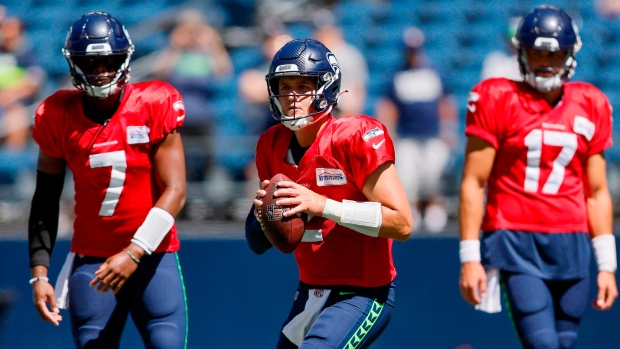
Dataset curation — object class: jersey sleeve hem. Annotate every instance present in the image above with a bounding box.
[465,126,499,149]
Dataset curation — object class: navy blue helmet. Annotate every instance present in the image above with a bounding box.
[62,12,134,98]
[266,39,341,128]
[512,5,581,91]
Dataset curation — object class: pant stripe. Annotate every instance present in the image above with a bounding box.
[174,252,189,349]
[342,299,385,349]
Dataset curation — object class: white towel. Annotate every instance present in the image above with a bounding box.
[282,289,331,346]
[54,252,75,309]
[475,268,502,313]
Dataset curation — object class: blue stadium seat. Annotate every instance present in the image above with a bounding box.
[286,22,313,41]
[367,69,394,99]
[229,46,263,74]
[365,45,405,73]
[335,0,376,27]
[363,22,406,49]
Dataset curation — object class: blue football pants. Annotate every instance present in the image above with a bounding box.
[68,252,187,349]
[501,271,589,349]
[277,282,395,349]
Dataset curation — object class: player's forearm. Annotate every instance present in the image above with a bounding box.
[28,171,65,268]
[459,178,485,241]
[130,187,185,256]
[31,265,49,278]
[586,188,613,238]
[378,206,413,241]
[244,205,272,255]
[587,189,617,273]
[153,185,186,218]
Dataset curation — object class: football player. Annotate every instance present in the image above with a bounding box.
[28,12,188,349]
[244,39,412,348]
[459,6,617,349]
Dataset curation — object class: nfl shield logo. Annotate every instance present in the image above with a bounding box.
[267,204,284,221]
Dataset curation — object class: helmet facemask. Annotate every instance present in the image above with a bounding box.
[64,49,133,98]
[517,47,576,92]
[267,69,339,131]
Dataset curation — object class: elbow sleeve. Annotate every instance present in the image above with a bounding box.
[28,170,65,268]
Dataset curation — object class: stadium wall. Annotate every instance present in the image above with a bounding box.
[1,238,618,348]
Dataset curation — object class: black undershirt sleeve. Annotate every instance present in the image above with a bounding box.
[28,170,66,268]
[244,204,272,255]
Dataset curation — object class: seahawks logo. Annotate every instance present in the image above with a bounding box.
[326,52,340,81]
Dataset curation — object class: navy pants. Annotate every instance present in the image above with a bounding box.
[68,252,187,349]
[277,282,395,349]
[502,271,589,349]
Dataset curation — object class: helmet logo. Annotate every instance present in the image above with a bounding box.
[533,37,560,51]
[326,53,340,78]
[275,64,299,72]
[86,43,112,53]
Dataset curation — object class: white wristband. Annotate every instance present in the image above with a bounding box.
[459,240,481,264]
[132,207,175,255]
[29,276,49,285]
[322,198,342,222]
[592,234,617,273]
[322,198,382,237]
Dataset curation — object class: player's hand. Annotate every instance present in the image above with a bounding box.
[32,279,62,326]
[593,271,618,311]
[272,180,326,217]
[459,261,486,306]
[90,249,141,295]
[254,180,270,231]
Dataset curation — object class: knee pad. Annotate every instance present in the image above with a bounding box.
[558,330,578,349]
[523,329,559,349]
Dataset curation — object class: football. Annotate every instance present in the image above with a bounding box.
[260,173,306,254]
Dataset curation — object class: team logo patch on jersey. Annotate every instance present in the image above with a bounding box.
[127,126,150,144]
[267,204,286,221]
[362,127,384,142]
[316,168,347,186]
[314,289,324,298]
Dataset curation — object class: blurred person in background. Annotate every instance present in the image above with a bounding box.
[480,16,522,81]
[245,38,412,348]
[0,7,44,188]
[375,26,457,233]
[238,24,292,198]
[459,6,617,349]
[152,8,232,182]
[238,23,292,139]
[28,12,188,349]
[312,8,368,118]
[596,0,620,18]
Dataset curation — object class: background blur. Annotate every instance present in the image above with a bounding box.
[2,0,620,348]
[1,0,620,231]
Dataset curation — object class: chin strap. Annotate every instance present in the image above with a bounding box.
[281,105,334,131]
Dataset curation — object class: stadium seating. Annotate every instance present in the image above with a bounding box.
[4,0,620,214]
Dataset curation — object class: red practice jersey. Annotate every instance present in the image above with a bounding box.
[256,115,396,287]
[466,78,613,232]
[33,81,185,257]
